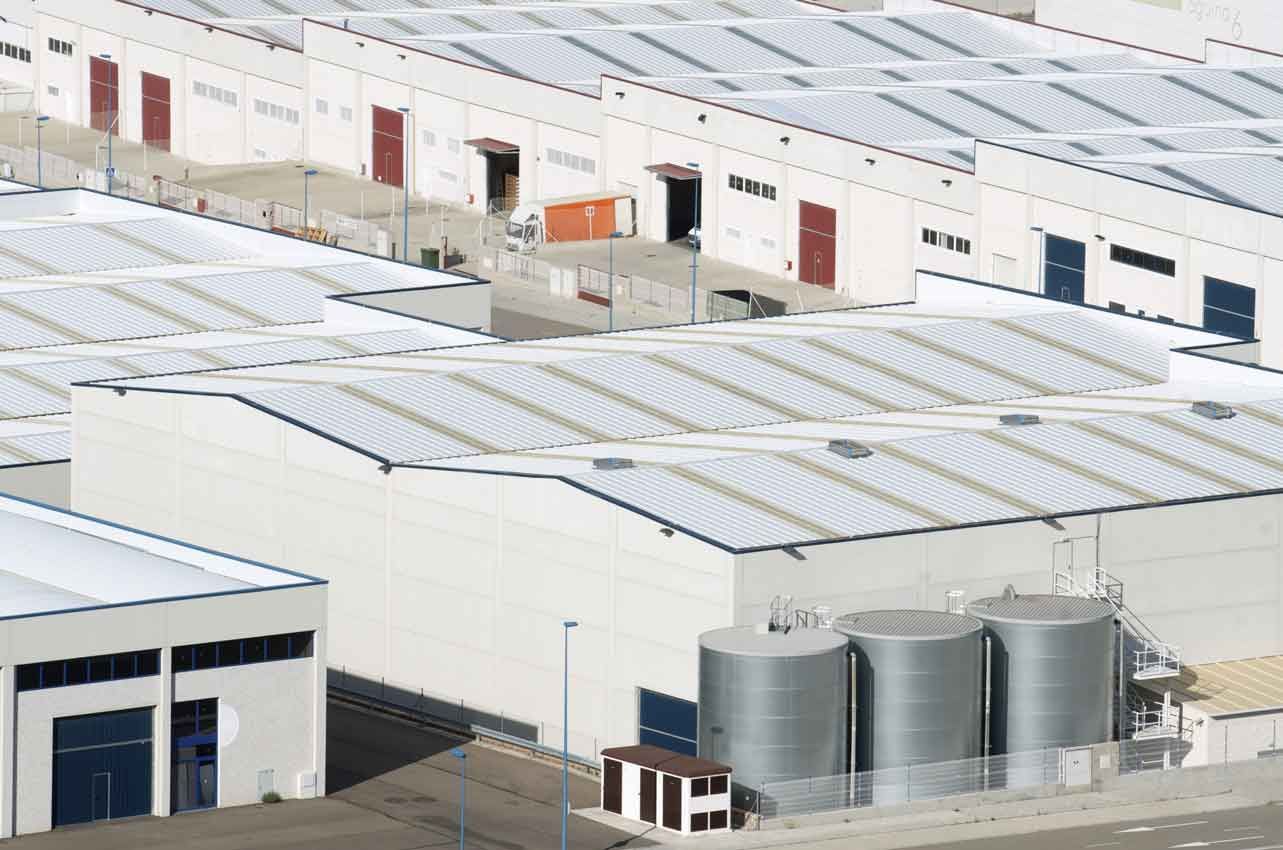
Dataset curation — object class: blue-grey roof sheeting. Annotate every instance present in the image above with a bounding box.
[0,262,437,352]
[0,429,70,466]
[569,398,1283,550]
[241,311,1167,464]
[1005,126,1283,161]
[0,327,471,420]
[1090,156,1283,215]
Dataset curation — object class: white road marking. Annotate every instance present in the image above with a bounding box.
[1170,838,1265,848]
[1086,842,1122,848]
[1225,828,1264,833]
[1117,822,1211,834]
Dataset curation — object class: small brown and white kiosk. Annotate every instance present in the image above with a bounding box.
[600,745,731,835]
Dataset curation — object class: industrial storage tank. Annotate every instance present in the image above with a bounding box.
[835,610,984,771]
[698,625,847,807]
[967,592,1115,757]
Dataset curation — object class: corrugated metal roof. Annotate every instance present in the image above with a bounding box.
[238,310,1167,465]
[0,261,441,352]
[1172,655,1283,716]
[0,427,70,466]
[0,327,472,420]
[568,399,1283,550]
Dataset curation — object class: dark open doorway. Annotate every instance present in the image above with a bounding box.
[665,176,699,243]
[466,138,521,212]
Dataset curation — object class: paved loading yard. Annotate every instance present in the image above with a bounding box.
[4,700,648,850]
[0,115,850,337]
[9,699,1283,849]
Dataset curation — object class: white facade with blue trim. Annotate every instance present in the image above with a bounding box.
[0,494,327,837]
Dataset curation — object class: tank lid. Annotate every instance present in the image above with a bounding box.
[698,625,848,657]
[833,609,982,640]
[966,593,1115,625]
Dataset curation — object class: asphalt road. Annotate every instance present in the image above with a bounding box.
[940,805,1283,850]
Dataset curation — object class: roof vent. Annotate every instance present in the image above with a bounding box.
[827,439,872,459]
[1192,401,1235,420]
[999,413,1041,426]
[593,457,635,471]
[1001,584,1018,601]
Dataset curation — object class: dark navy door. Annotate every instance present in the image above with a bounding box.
[52,708,153,827]
[1044,234,1086,303]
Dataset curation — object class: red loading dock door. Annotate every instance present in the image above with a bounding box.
[798,200,836,289]
[89,56,119,136]
[371,105,405,188]
[141,72,170,151]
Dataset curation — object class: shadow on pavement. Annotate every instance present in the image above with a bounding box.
[326,699,467,794]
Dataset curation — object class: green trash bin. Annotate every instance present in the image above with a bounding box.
[420,247,440,269]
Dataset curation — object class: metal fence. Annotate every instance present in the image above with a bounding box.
[0,141,390,254]
[327,666,599,769]
[758,748,1064,819]
[0,143,81,188]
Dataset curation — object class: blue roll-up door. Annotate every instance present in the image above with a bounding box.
[638,689,697,756]
[53,708,153,827]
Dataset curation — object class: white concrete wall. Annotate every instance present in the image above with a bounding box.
[15,677,159,835]
[174,656,319,807]
[736,493,1283,668]
[32,0,303,164]
[0,17,33,89]
[0,462,69,508]
[602,78,977,302]
[302,20,602,212]
[974,143,1283,365]
[0,582,325,836]
[70,388,734,759]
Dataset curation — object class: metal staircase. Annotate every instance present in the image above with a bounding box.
[1051,537,1184,752]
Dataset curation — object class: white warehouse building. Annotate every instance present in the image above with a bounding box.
[21,0,1283,363]
[0,186,491,507]
[69,270,1283,762]
[0,492,327,837]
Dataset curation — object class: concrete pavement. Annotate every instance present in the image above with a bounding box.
[4,699,646,850]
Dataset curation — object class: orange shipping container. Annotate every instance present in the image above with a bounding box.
[543,194,629,242]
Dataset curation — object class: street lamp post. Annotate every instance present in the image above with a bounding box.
[302,168,318,234]
[686,162,700,324]
[35,115,49,188]
[100,53,114,195]
[561,619,579,850]
[451,747,467,850]
[608,231,623,332]
[398,106,411,263]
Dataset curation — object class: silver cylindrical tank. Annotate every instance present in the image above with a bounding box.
[967,593,1115,759]
[698,626,847,806]
[834,610,983,805]
[835,610,984,770]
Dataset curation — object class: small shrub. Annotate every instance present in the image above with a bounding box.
[261,791,282,804]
